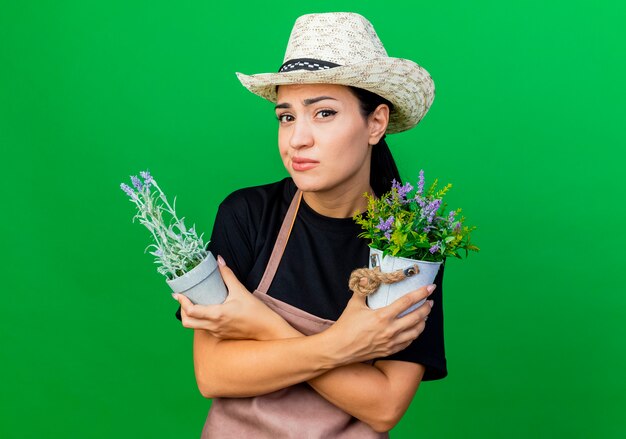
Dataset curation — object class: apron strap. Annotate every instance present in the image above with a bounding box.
[256,188,303,295]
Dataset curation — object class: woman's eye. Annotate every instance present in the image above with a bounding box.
[277,114,294,123]
[316,109,337,118]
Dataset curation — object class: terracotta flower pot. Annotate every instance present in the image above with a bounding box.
[166,252,228,305]
[367,247,442,317]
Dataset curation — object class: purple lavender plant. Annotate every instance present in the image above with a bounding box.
[392,179,414,203]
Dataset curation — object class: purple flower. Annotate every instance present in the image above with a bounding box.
[131,175,143,191]
[419,198,441,222]
[399,183,413,199]
[120,183,136,199]
[392,179,413,202]
[423,225,432,234]
[140,170,153,187]
[415,194,426,208]
[454,222,462,232]
[429,242,441,254]
[426,199,442,223]
[448,211,456,224]
[376,215,394,232]
[417,169,425,195]
[384,231,391,240]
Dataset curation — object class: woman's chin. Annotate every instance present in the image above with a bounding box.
[290,173,327,193]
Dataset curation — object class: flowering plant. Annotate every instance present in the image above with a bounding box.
[120,170,209,280]
[353,169,479,262]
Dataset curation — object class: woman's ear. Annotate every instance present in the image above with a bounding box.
[367,104,390,145]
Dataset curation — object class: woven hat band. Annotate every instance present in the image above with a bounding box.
[278,58,341,73]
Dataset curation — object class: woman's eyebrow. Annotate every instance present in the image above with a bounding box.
[274,96,338,110]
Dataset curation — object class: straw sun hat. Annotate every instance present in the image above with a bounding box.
[235,12,435,134]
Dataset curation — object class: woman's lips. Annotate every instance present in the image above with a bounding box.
[291,157,319,172]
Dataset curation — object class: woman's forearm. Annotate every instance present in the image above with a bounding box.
[193,323,336,398]
[307,361,424,432]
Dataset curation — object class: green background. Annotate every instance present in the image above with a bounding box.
[1,1,624,437]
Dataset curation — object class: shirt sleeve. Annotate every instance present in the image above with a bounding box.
[175,191,256,321]
[374,261,448,381]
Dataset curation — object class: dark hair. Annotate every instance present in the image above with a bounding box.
[347,86,401,197]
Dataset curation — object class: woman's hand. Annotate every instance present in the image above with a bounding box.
[325,284,436,366]
[174,256,290,341]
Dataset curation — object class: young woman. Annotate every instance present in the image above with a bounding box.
[174,12,447,438]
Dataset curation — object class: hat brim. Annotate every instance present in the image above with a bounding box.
[235,57,435,134]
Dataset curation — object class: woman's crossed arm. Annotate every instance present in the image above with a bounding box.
[176,258,435,432]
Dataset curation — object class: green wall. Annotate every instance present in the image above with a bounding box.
[1,1,624,438]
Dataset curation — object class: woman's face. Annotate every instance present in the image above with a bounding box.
[275,83,385,195]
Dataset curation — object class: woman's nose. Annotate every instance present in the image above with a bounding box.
[289,119,314,149]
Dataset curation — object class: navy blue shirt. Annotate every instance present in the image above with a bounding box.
[176,177,447,381]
